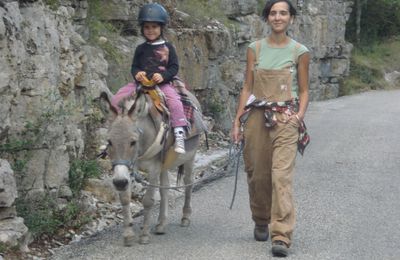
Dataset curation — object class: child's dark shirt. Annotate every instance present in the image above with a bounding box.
[131,41,179,83]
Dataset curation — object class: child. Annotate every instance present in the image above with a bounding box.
[132,3,187,154]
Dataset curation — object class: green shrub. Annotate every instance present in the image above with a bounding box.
[15,195,91,238]
[177,0,230,25]
[346,0,400,45]
[57,200,92,229]
[0,139,33,154]
[340,39,400,96]
[68,159,101,195]
[15,195,61,238]
[44,0,60,11]
[0,242,6,254]
[87,0,123,64]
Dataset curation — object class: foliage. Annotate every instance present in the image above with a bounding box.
[87,0,123,64]
[0,242,6,254]
[0,139,33,154]
[58,200,92,229]
[176,0,230,25]
[346,0,400,45]
[0,91,71,175]
[68,159,101,195]
[340,38,400,96]
[44,0,60,11]
[0,88,101,238]
[15,195,62,238]
[15,195,91,238]
[257,0,266,15]
[14,157,99,238]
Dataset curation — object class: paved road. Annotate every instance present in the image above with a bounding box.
[51,90,400,260]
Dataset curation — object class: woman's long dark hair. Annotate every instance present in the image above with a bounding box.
[262,0,297,19]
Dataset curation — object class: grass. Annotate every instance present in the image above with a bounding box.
[68,159,101,195]
[15,195,62,238]
[15,196,93,239]
[340,38,400,96]
[44,0,60,11]
[176,0,231,26]
[14,159,100,239]
[87,0,123,65]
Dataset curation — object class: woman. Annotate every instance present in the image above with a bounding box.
[231,0,310,257]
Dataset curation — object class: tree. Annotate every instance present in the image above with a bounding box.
[346,0,400,46]
[355,0,368,44]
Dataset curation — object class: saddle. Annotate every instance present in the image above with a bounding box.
[137,77,207,169]
[140,76,165,112]
[139,76,204,139]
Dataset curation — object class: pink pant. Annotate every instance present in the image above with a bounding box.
[111,82,187,127]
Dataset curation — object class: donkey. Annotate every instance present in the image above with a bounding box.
[100,87,205,246]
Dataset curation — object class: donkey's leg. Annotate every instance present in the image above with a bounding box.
[181,160,195,227]
[155,170,169,234]
[139,173,158,244]
[119,186,135,246]
[113,166,135,246]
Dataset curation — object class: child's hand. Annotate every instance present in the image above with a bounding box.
[152,73,163,84]
[135,71,147,82]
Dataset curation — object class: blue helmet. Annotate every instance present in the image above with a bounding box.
[138,3,169,25]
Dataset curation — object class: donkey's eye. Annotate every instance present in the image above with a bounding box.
[130,141,136,146]
[107,140,112,146]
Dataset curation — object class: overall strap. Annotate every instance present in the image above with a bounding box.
[286,41,302,71]
[254,40,262,68]
[292,42,301,64]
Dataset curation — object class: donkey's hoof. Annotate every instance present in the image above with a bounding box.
[123,235,135,247]
[180,217,191,227]
[155,224,166,234]
[139,234,150,244]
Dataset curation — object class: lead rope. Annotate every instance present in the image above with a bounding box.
[98,141,243,192]
[228,141,244,209]
[129,141,243,191]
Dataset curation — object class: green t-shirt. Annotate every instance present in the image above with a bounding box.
[249,38,309,98]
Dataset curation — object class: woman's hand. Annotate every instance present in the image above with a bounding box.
[290,112,304,124]
[231,120,243,144]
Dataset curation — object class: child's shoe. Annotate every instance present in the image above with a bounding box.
[174,127,186,154]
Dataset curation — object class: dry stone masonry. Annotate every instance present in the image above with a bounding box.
[0,159,29,251]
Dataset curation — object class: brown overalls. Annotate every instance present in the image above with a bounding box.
[243,41,301,247]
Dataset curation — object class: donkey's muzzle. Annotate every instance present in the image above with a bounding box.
[113,178,129,191]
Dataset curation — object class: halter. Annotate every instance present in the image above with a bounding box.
[110,119,169,170]
[112,159,135,170]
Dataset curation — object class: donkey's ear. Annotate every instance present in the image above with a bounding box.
[127,92,148,118]
[100,91,118,118]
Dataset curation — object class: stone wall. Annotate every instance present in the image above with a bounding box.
[0,159,29,250]
[0,0,110,203]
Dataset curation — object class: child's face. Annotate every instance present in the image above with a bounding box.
[142,22,161,41]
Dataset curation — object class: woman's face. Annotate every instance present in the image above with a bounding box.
[267,2,293,33]
[143,22,161,41]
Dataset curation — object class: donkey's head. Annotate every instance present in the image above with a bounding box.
[100,91,149,191]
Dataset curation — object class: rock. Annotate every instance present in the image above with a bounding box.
[0,160,17,207]
[0,217,29,248]
[98,36,108,44]
[58,185,73,199]
[0,206,17,220]
[84,178,118,203]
